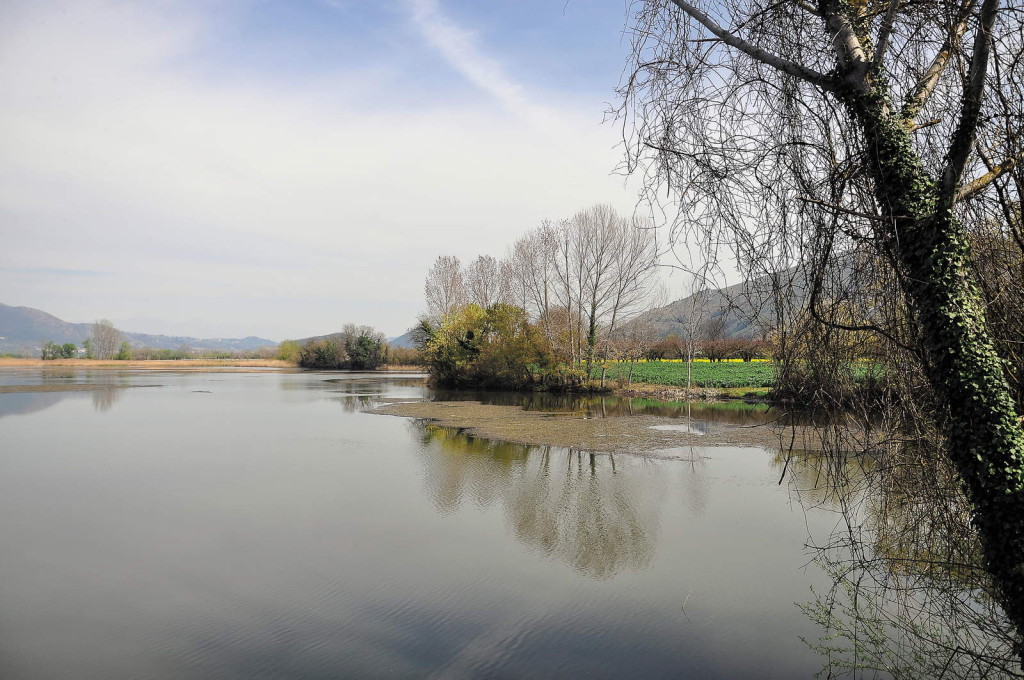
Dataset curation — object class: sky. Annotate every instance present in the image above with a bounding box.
[1,0,647,341]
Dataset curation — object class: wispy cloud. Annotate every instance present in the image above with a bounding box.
[406,0,560,128]
[1,1,631,339]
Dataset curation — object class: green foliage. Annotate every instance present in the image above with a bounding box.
[277,339,301,363]
[297,325,388,370]
[299,338,347,369]
[82,339,93,359]
[131,347,192,360]
[424,303,577,389]
[40,341,60,360]
[595,361,777,388]
[346,333,387,370]
[115,341,132,360]
[60,343,77,359]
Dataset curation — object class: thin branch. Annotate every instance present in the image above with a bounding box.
[796,195,885,222]
[666,0,838,90]
[910,118,943,132]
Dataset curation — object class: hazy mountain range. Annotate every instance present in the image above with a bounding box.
[3,265,810,356]
[0,304,277,354]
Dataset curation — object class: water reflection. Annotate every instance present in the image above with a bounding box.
[332,394,376,413]
[0,392,72,419]
[770,448,874,506]
[781,440,1022,677]
[416,422,669,580]
[0,385,124,417]
[430,389,777,423]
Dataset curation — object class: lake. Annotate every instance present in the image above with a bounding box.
[0,368,850,679]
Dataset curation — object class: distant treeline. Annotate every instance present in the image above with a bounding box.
[277,324,423,370]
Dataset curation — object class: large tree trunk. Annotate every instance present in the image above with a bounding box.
[854,98,1024,648]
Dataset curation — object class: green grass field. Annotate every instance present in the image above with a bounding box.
[594,361,776,388]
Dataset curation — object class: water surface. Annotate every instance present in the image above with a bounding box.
[0,368,845,679]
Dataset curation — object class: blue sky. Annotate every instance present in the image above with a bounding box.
[1,0,645,340]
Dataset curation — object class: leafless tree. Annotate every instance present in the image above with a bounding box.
[619,0,1024,654]
[465,254,507,309]
[506,222,558,339]
[607,320,660,387]
[89,319,123,360]
[549,205,659,371]
[424,255,466,322]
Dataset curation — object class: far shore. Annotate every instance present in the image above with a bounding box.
[0,358,429,371]
[0,358,297,369]
[0,360,767,401]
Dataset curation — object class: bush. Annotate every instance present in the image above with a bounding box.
[299,338,347,369]
[424,303,566,389]
[297,325,388,370]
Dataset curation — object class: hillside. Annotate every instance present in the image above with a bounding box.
[632,266,813,340]
[0,304,276,354]
[389,329,417,349]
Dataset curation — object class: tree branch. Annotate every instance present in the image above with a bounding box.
[955,150,1024,202]
[900,1,976,124]
[796,195,885,221]
[941,0,1000,198]
[817,0,870,92]
[665,0,838,90]
[873,0,901,67]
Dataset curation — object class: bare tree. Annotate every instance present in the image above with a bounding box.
[619,0,1024,655]
[89,319,123,360]
[667,268,714,393]
[465,254,507,309]
[550,205,659,372]
[424,255,466,322]
[506,222,558,339]
[608,319,660,387]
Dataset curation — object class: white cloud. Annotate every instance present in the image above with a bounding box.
[0,0,636,339]
[406,0,561,130]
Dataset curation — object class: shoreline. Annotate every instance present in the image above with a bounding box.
[610,382,771,403]
[0,358,297,369]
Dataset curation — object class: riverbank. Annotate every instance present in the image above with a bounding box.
[611,382,771,402]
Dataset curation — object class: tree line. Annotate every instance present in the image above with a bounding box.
[418,204,661,388]
[40,319,130,360]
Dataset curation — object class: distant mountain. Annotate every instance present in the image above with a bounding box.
[289,329,417,349]
[389,329,417,349]
[631,265,812,340]
[0,303,277,354]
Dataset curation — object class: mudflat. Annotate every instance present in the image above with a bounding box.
[373,399,846,454]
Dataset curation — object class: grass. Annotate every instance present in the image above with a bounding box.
[594,360,776,389]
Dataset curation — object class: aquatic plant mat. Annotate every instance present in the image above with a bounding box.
[373,399,866,455]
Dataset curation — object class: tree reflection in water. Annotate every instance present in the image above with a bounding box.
[414,421,672,580]
[779,440,1023,678]
[91,387,120,412]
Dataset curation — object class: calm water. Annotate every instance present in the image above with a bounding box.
[0,368,846,679]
